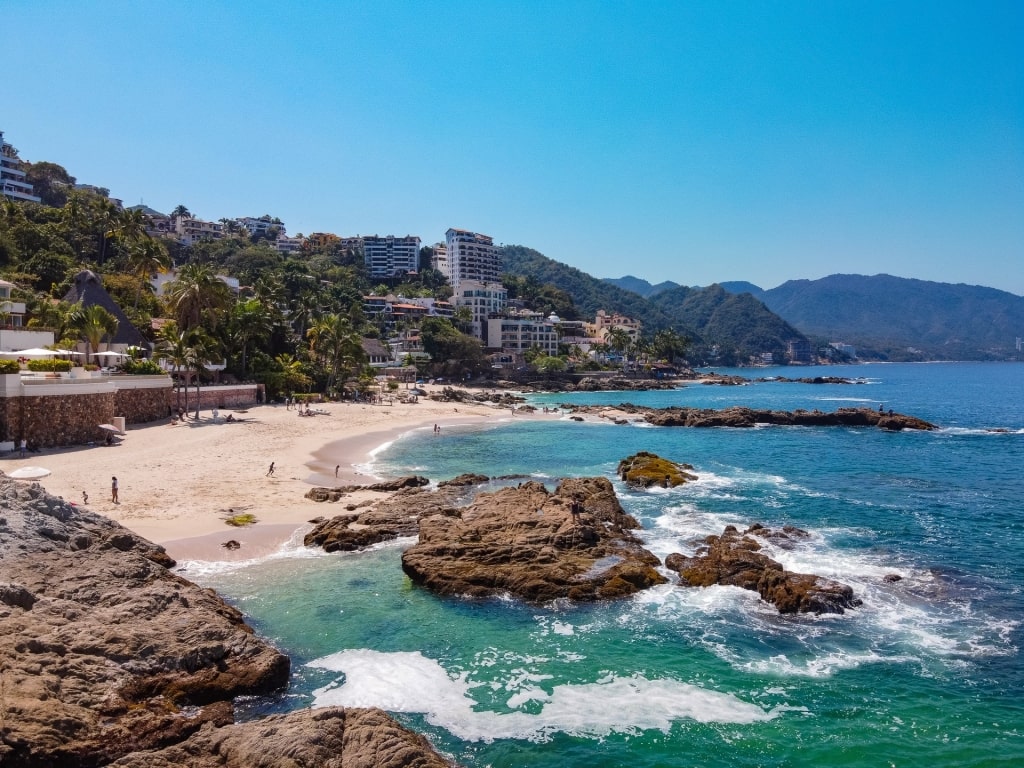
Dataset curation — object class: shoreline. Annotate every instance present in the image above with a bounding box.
[1,386,516,560]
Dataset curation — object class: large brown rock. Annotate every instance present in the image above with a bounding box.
[305,486,463,552]
[664,524,861,614]
[107,707,453,768]
[617,451,698,488]
[401,477,667,603]
[0,477,292,766]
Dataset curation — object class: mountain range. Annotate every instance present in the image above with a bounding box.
[605,274,1024,361]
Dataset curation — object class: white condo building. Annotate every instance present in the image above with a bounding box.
[455,280,507,341]
[444,228,501,291]
[360,235,422,279]
[0,131,41,204]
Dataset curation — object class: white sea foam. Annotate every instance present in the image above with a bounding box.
[174,528,330,578]
[307,649,774,741]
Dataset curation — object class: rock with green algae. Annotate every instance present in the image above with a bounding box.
[617,451,699,488]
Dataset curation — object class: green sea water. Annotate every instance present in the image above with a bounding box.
[185,363,1023,767]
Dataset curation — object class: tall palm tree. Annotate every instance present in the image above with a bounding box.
[154,322,191,411]
[230,297,273,378]
[126,237,171,309]
[307,313,366,393]
[170,205,191,219]
[164,262,232,332]
[72,304,119,364]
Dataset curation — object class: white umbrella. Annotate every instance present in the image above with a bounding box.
[8,466,51,480]
[93,351,127,358]
[0,348,56,358]
[55,349,85,356]
[98,423,121,433]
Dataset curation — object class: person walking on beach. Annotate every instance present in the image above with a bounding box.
[19,438,26,457]
[266,462,275,477]
[335,464,340,478]
[111,476,119,504]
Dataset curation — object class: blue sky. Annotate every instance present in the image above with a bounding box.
[6,1,1023,294]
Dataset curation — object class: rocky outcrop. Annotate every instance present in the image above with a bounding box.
[0,476,290,766]
[0,477,455,768]
[305,485,465,552]
[107,707,453,768]
[562,404,935,431]
[401,477,667,603]
[304,475,430,502]
[617,451,698,488]
[664,524,861,614]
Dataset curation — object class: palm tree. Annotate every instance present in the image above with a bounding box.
[170,205,191,219]
[230,297,273,378]
[307,313,366,393]
[164,262,232,331]
[126,237,171,309]
[71,304,119,364]
[154,322,191,411]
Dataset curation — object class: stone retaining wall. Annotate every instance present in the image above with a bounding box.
[166,385,260,413]
[1,391,117,448]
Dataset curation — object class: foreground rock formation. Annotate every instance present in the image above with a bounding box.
[0,476,454,767]
[401,477,667,603]
[564,404,935,431]
[665,524,862,614]
[107,707,453,768]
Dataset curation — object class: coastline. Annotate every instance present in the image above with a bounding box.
[1,385,519,561]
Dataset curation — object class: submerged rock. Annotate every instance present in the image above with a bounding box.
[664,523,861,615]
[401,477,667,603]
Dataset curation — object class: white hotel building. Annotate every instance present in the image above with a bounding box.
[1,131,41,204]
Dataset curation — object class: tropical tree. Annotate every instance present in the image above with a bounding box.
[651,328,690,363]
[154,321,191,411]
[164,262,233,331]
[171,205,191,219]
[71,303,119,363]
[306,313,366,393]
[126,236,171,309]
[230,297,274,378]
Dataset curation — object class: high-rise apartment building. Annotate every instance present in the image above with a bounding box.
[0,130,41,204]
[360,235,421,279]
[444,228,501,291]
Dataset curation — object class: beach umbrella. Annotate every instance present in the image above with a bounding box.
[55,349,85,356]
[98,423,122,434]
[8,466,51,480]
[93,350,127,358]
[0,348,57,357]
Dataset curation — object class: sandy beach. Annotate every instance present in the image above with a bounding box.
[1,387,527,562]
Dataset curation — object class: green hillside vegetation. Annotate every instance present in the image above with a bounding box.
[503,245,808,365]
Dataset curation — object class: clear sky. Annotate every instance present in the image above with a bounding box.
[5,1,1023,294]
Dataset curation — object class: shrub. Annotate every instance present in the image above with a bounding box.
[0,359,20,374]
[120,358,164,375]
[26,358,73,373]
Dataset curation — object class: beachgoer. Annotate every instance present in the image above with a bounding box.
[570,496,583,518]
[19,438,26,458]
[225,413,235,422]
[335,464,340,478]
[212,408,219,421]
[111,476,119,504]
[82,490,89,505]
[266,462,275,477]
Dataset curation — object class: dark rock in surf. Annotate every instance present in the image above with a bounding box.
[664,523,861,615]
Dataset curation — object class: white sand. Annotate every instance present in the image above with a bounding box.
[1,387,540,560]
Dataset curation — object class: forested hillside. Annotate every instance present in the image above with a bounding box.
[503,245,808,364]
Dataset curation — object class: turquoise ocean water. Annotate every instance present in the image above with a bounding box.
[186,363,1023,767]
